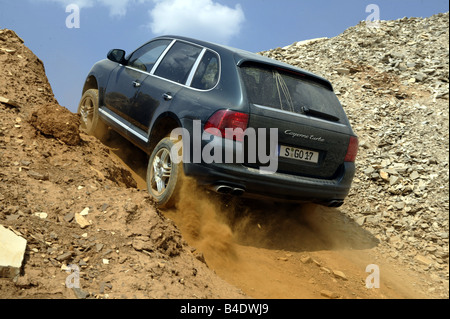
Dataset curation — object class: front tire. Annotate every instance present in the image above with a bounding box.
[147,137,183,208]
[77,89,108,139]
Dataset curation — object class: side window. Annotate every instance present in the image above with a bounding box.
[154,41,202,84]
[191,50,220,90]
[128,39,172,72]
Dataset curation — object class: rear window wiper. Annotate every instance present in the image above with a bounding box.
[301,106,340,122]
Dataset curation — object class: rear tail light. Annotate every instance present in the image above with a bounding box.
[344,136,359,162]
[204,110,249,142]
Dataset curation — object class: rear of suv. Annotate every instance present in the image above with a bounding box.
[78,35,358,208]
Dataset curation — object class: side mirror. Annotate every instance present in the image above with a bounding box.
[107,49,126,64]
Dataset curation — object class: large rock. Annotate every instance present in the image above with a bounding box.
[29,103,81,146]
[0,225,27,279]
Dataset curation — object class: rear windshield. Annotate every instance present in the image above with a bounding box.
[240,63,345,122]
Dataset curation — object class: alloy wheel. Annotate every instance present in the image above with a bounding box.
[150,148,173,195]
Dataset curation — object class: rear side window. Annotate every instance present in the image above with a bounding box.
[191,50,220,90]
[241,63,345,121]
[155,41,202,84]
[128,39,171,72]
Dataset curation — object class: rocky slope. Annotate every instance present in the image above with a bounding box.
[260,12,449,296]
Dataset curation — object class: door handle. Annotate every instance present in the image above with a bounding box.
[132,81,141,88]
[163,93,173,101]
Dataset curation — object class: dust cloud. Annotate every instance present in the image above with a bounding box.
[165,175,379,266]
[165,175,240,266]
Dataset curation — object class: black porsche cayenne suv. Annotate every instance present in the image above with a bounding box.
[78,35,358,208]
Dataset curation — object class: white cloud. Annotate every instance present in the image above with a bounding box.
[148,0,245,44]
[32,0,245,41]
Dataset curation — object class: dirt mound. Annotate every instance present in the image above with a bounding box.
[0,29,56,114]
[0,28,244,299]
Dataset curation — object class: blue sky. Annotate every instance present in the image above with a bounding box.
[1,0,448,113]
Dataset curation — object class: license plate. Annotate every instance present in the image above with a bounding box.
[279,145,319,163]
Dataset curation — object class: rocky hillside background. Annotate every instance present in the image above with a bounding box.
[260,12,449,294]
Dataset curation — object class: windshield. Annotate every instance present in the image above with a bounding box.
[240,63,346,122]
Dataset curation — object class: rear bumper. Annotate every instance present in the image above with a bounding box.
[183,161,355,205]
[179,117,356,206]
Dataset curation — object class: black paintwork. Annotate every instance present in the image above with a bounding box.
[80,35,357,205]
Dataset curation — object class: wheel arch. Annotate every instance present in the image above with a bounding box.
[148,112,183,152]
[82,75,98,95]
[81,75,102,107]
[81,59,116,107]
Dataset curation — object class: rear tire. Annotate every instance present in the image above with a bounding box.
[77,89,108,139]
[147,137,183,208]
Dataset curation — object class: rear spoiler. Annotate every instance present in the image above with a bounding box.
[235,57,334,91]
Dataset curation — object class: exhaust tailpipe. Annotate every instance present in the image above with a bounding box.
[214,185,233,194]
[231,188,245,196]
[213,185,245,196]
